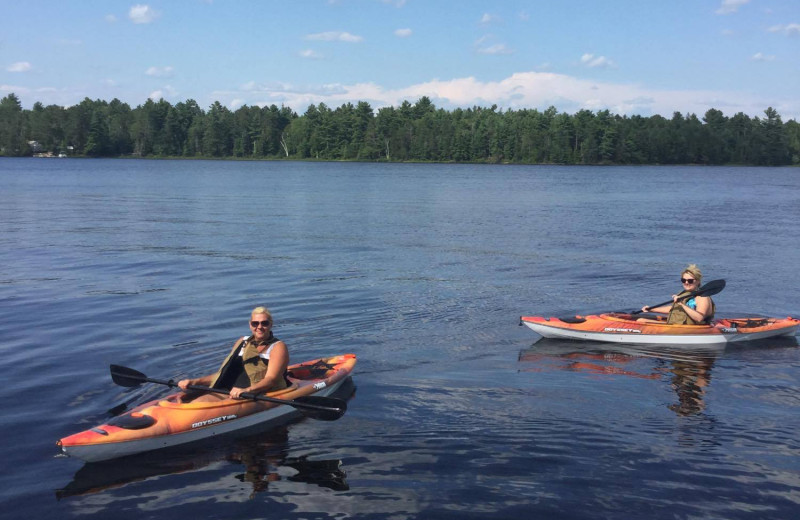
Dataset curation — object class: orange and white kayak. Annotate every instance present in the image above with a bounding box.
[520,313,799,346]
[58,354,356,462]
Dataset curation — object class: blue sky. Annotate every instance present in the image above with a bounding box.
[2,0,798,119]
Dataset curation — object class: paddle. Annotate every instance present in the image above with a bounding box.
[109,364,347,421]
[632,279,726,315]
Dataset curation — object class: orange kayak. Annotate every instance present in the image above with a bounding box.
[58,354,356,462]
[520,313,799,346]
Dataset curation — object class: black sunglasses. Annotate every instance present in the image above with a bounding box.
[250,320,271,328]
[680,278,696,284]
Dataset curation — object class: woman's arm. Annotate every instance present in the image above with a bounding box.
[178,373,214,389]
[679,295,711,323]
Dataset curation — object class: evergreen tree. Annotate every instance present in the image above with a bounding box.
[761,107,789,165]
[107,99,133,156]
[84,109,110,156]
[0,93,26,156]
[203,101,233,157]
[786,119,800,165]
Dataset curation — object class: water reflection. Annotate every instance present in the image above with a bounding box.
[56,426,348,500]
[667,356,713,416]
[518,339,723,417]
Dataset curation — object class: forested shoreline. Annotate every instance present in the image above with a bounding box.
[1,92,798,166]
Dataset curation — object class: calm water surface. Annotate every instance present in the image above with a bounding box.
[0,159,798,519]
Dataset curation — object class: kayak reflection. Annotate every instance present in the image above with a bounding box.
[518,339,723,417]
[56,426,349,500]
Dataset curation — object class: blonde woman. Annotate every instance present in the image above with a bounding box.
[178,306,289,400]
[642,265,716,325]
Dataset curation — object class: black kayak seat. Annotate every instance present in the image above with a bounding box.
[557,316,587,324]
[107,413,157,430]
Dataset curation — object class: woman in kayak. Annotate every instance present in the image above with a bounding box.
[178,306,289,400]
[641,264,715,324]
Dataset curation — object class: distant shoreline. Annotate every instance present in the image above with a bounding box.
[11,155,798,168]
[3,93,798,167]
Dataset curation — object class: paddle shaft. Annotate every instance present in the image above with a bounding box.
[110,365,346,416]
[177,378,342,414]
[632,279,725,315]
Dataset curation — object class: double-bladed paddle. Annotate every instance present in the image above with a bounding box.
[632,279,726,315]
[110,364,347,421]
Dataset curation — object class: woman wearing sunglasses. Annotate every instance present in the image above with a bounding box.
[178,306,289,400]
[641,264,716,325]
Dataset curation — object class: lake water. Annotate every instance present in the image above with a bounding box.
[1,158,799,519]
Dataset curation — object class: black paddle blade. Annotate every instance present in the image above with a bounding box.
[697,279,725,296]
[110,364,147,388]
[293,396,347,421]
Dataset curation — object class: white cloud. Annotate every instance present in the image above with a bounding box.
[715,0,749,15]
[129,4,160,24]
[394,28,412,38]
[751,52,775,61]
[1,84,29,94]
[217,69,800,120]
[105,14,118,23]
[478,44,513,55]
[475,35,512,55]
[480,13,500,24]
[7,62,32,72]
[299,49,323,59]
[235,80,293,98]
[145,66,174,77]
[768,23,800,36]
[229,99,244,109]
[381,0,406,6]
[305,31,363,42]
[581,54,615,68]
[149,85,177,100]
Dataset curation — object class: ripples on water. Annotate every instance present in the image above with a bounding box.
[1,159,799,519]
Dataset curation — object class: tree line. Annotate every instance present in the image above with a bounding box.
[1,92,798,166]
